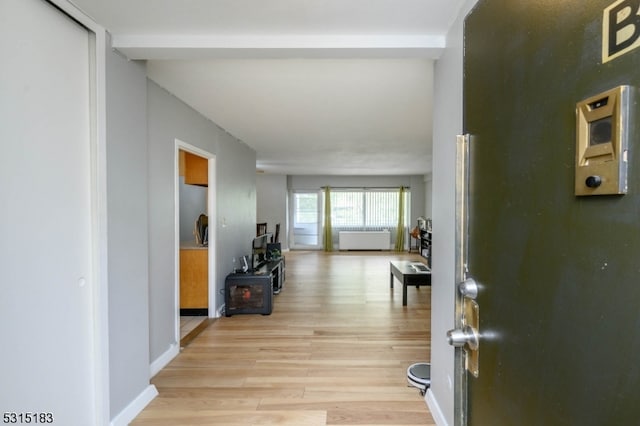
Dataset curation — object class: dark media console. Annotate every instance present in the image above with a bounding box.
[224,258,285,316]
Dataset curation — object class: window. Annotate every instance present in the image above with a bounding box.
[328,189,409,230]
[294,193,318,224]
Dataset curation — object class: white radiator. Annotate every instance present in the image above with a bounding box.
[338,230,390,250]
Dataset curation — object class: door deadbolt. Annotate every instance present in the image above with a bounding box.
[458,277,479,299]
[447,325,479,351]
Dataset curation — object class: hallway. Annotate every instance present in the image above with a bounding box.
[133,251,433,425]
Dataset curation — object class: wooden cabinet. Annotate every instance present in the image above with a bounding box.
[180,150,208,186]
[180,248,208,312]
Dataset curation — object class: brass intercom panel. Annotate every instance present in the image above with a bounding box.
[575,86,632,196]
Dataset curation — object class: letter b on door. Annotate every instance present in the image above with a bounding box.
[604,0,640,62]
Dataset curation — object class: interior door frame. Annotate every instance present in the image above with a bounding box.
[174,139,218,344]
[453,134,471,426]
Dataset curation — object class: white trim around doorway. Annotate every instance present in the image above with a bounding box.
[173,139,218,346]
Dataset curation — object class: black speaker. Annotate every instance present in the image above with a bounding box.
[225,273,272,316]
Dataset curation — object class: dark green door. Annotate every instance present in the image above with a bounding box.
[462,1,640,424]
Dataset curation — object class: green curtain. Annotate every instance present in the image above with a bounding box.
[323,186,333,252]
[394,186,406,251]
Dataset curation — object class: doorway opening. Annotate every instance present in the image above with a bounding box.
[290,190,322,249]
[175,139,217,347]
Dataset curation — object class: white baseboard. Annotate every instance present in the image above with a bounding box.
[150,342,179,377]
[113,344,179,426]
[110,384,158,426]
[426,388,448,426]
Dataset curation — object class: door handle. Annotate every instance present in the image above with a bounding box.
[447,325,479,350]
[449,296,480,377]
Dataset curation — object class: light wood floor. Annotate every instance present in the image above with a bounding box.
[180,316,208,340]
[132,250,434,426]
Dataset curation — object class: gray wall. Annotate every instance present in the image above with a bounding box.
[104,48,257,420]
[147,80,257,361]
[256,174,288,250]
[424,174,433,220]
[429,1,478,424]
[105,36,151,419]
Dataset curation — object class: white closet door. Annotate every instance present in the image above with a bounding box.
[0,0,96,423]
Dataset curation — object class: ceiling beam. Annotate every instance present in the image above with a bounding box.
[111,34,446,60]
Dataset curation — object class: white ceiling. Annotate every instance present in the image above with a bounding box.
[71,0,465,175]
